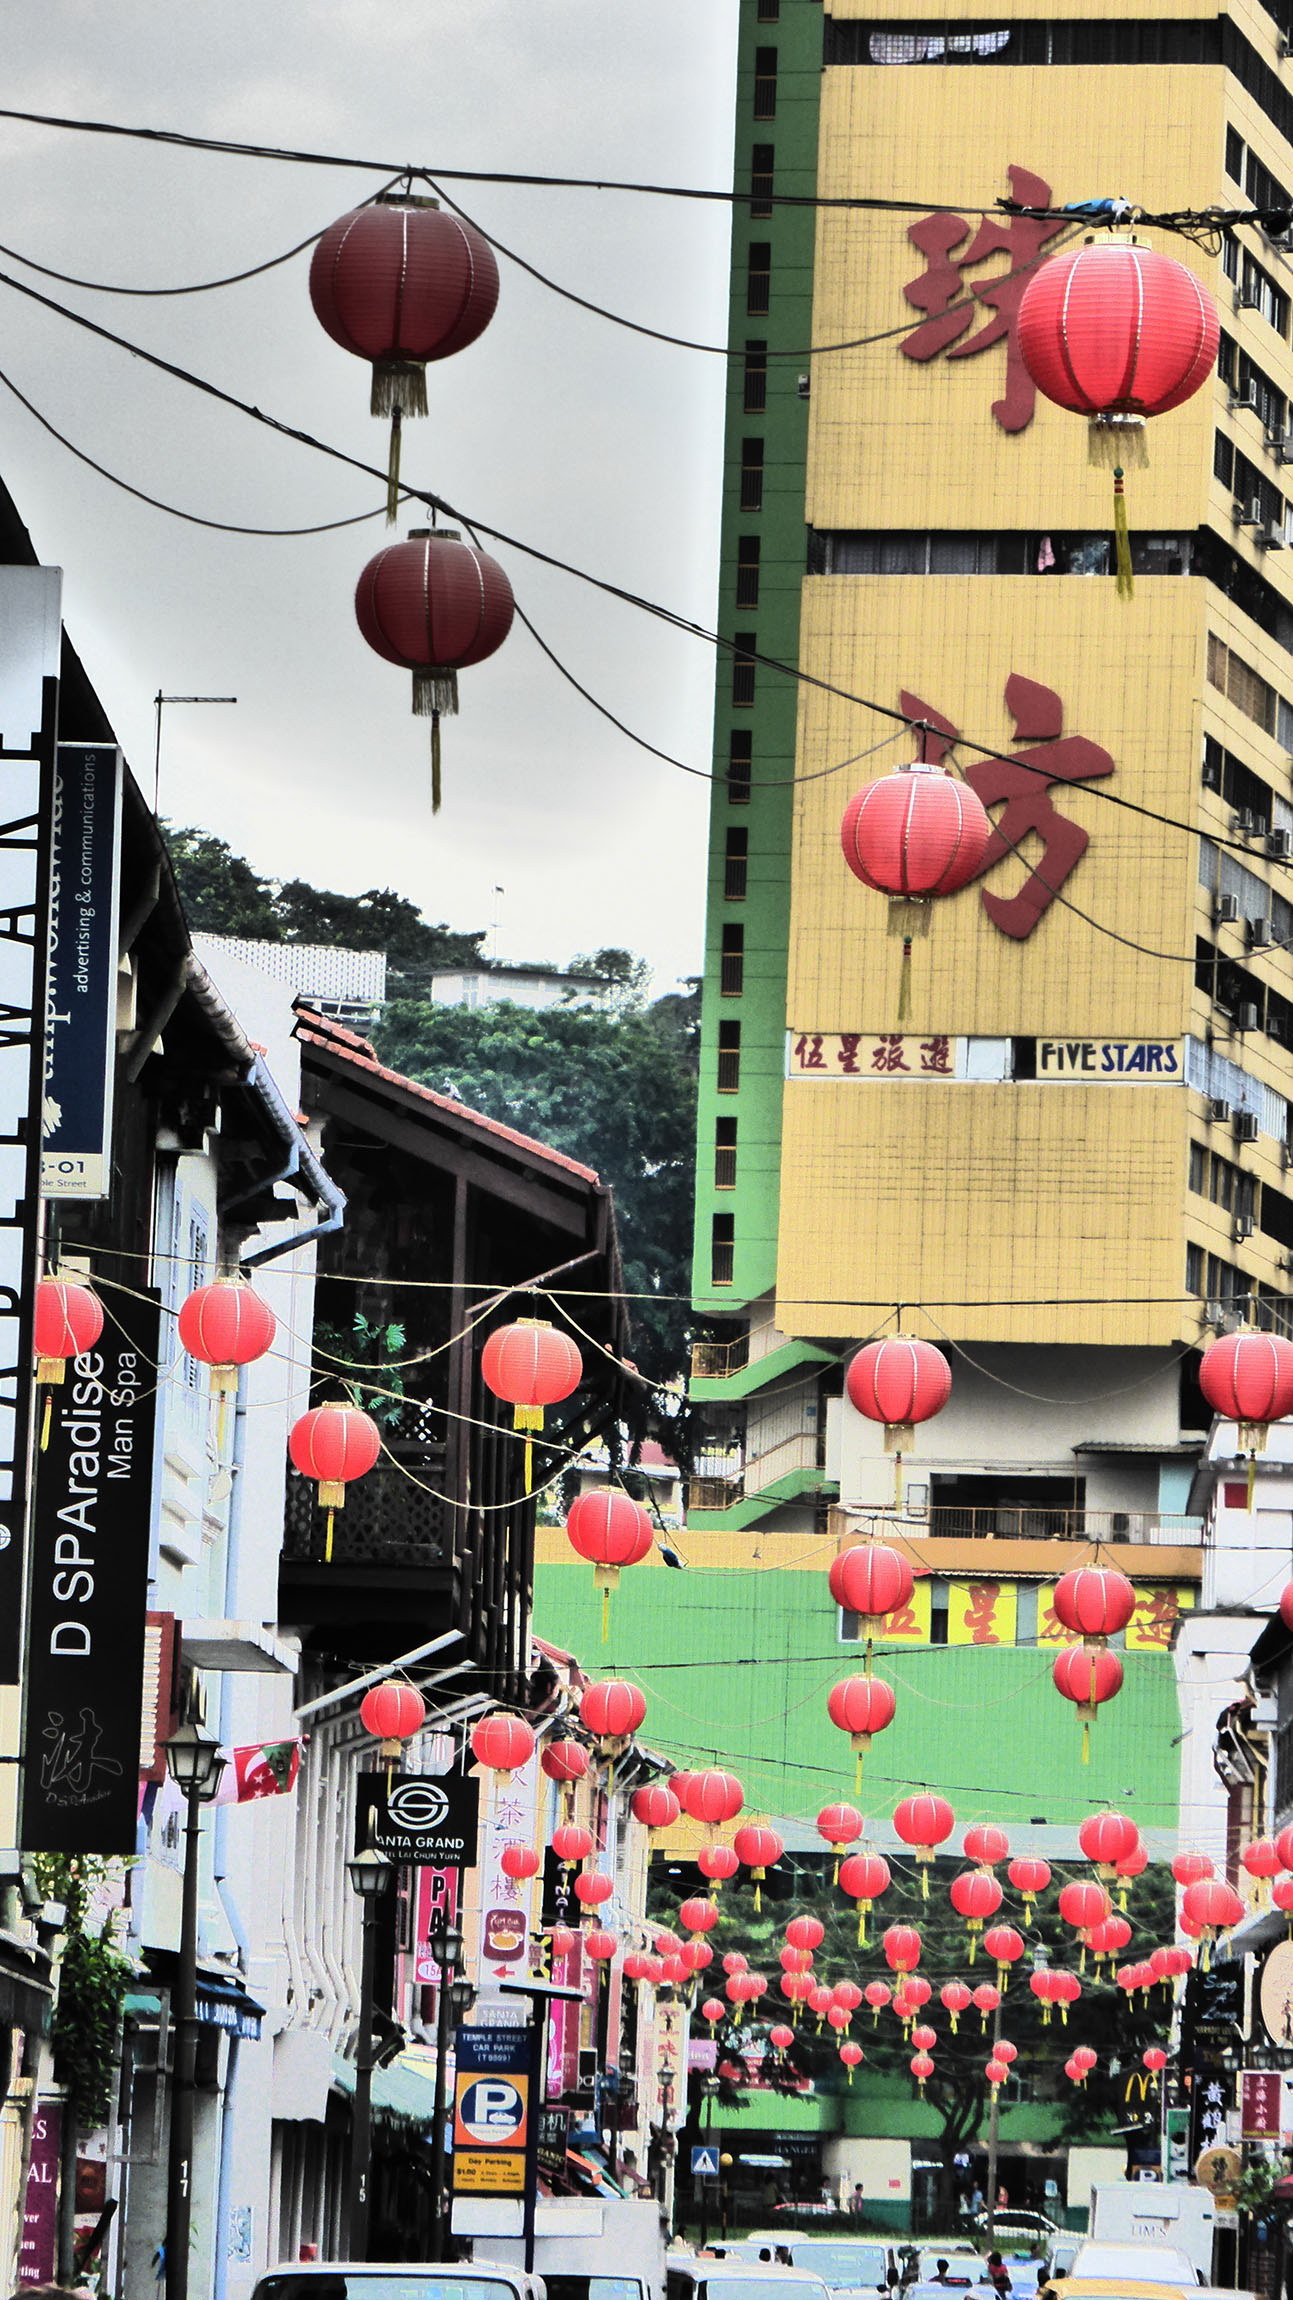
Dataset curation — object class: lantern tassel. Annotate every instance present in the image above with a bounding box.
[216,1389,228,1456]
[1248,1451,1257,1510]
[920,1867,928,1901]
[854,1752,862,1796]
[431,714,442,814]
[754,1881,762,1914]
[387,409,402,525]
[897,938,913,1023]
[601,1586,609,1644]
[857,1908,866,1947]
[1081,1720,1090,1764]
[1112,469,1134,602]
[325,1506,335,1564]
[40,1392,51,1453]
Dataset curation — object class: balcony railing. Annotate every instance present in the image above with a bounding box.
[691,1334,752,1380]
[745,1428,826,1496]
[688,1473,745,1511]
[283,1442,450,1568]
[921,1506,1202,1545]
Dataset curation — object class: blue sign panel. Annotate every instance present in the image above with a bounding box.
[692,2146,720,2177]
[42,744,122,1198]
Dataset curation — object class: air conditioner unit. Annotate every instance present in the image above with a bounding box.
[1267,828,1293,860]
[1278,438,1293,466]
[1234,1212,1256,1239]
[1248,916,1273,948]
[1203,758,1223,790]
[1234,809,1259,835]
[796,373,811,400]
[1237,495,1265,525]
[1238,1002,1262,1030]
[1236,1109,1260,1140]
[1209,1097,1233,1122]
[1268,425,1287,450]
[1216,891,1241,923]
[1263,519,1287,548]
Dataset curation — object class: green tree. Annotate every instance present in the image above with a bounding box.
[566,948,652,1014]
[373,992,696,1394]
[163,828,280,938]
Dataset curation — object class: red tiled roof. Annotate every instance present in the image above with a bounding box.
[293,1005,601,1186]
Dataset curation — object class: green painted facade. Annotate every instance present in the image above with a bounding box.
[532,1562,1183,1835]
[690,0,822,1316]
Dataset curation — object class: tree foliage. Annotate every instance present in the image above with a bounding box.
[30,1855,133,2127]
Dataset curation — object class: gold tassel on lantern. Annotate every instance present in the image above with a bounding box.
[413,668,458,818]
[889,898,930,1024]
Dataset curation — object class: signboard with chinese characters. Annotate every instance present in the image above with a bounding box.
[452,2025,530,2194]
[475,1750,538,1992]
[1189,2067,1234,2164]
[653,1996,690,2131]
[1242,2070,1282,2139]
[947,1581,1017,1646]
[41,743,122,1198]
[1258,1938,1293,2048]
[845,1580,931,1645]
[791,1032,957,1079]
[21,1287,161,1852]
[790,1033,1184,1083]
[355,1770,479,1867]
[413,1865,460,1985]
[1125,1586,1194,1652]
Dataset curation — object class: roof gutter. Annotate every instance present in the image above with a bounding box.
[236,1051,346,1269]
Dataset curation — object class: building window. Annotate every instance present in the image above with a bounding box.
[747,243,772,315]
[717,1021,741,1091]
[1227,126,1245,184]
[753,46,778,117]
[740,439,765,513]
[711,1214,735,1286]
[715,1117,738,1190]
[750,143,775,216]
[757,0,780,17]
[736,536,761,607]
[732,633,757,709]
[1189,1140,1208,1194]
[724,828,749,900]
[721,923,745,995]
[728,731,753,805]
[743,341,768,412]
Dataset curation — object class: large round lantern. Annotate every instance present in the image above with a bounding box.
[580,1680,646,1748]
[893,1793,955,1895]
[721,1950,746,1977]
[780,1945,812,1974]
[949,1870,1002,1958]
[808,1983,834,2029]
[1058,1879,1111,1969]
[1016,240,1218,598]
[1051,1970,1081,2025]
[573,1869,613,1913]
[500,1843,540,1883]
[1181,1877,1244,1966]
[542,1738,589,1788]
[289,1403,382,1560]
[178,1279,276,1445]
[355,530,515,808]
[963,1824,1009,1870]
[32,1277,105,1449]
[1114,1838,1148,1905]
[552,1823,593,1870]
[359,1680,426,1759]
[1078,1810,1140,1879]
[785,1915,825,1955]
[883,1923,922,1975]
[818,1801,863,1879]
[1275,1877,1293,1932]
[769,2023,795,2059]
[564,1486,652,1637]
[983,1924,1025,1991]
[681,1938,713,1975]
[827,1677,896,1787]
[631,1781,681,1834]
[1007,1855,1052,1914]
[1171,1850,1214,1888]
[1053,1566,1136,1647]
[698,1842,740,1890]
[310,196,499,511]
[550,1922,578,1962]
[1242,1838,1281,1900]
[700,1995,726,2032]
[841,766,992,1022]
[681,1768,744,1830]
[832,1980,863,2027]
[679,1896,718,1937]
[1052,1645,1123,1762]
[839,2039,864,2082]
[471,1711,535,1783]
[733,1822,783,1910]
[828,1544,915,1655]
[941,1980,971,2032]
[839,1851,892,1945]
[911,2051,935,2094]
[1200,1330,1293,1501]
[864,1980,891,2023]
[1143,2046,1167,2078]
[483,1317,582,1492]
[845,1337,952,1456]
[972,1982,1000,2032]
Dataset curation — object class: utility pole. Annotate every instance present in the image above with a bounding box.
[152,693,237,813]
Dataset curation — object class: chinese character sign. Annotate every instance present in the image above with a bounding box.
[900,166,1069,432]
[1126,1585,1194,1651]
[947,1581,1018,1647]
[790,1033,955,1077]
[475,1752,538,1991]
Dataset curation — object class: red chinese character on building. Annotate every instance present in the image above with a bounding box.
[871,1034,910,1073]
[963,1582,1003,1645]
[1129,1587,1181,1648]
[898,674,1114,940]
[900,166,1070,432]
[919,1036,953,1074]
[838,1034,862,1073]
[885,1598,921,1637]
[1036,1600,1069,1645]
[794,1033,826,1069]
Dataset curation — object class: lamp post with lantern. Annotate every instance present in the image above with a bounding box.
[162,1721,227,2300]
[346,1846,393,2259]
[427,1917,472,2260]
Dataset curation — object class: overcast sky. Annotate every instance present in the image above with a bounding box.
[0,5,738,989]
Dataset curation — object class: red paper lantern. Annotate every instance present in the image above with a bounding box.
[631,1782,680,1832]
[1199,1330,1293,1443]
[1114,1840,1148,1891]
[950,1870,1003,1946]
[698,1843,740,1887]
[734,1822,783,1909]
[840,1851,892,1945]
[785,1916,825,1953]
[471,1711,535,1780]
[289,1404,381,1557]
[827,1677,897,1772]
[1089,1914,1132,1962]
[844,1338,952,1450]
[839,2040,864,2080]
[565,1487,651,1634]
[583,1926,616,1965]
[178,1279,276,1398]
[1274,1878,1293,1924]
[552,1823,593,1868]
[682,1938,713,1973]
[972,1982,1000,2030]
[818,1802,863,1853]
[985,2057,1008,2088]
[722,1951,748,1976]
[769,2023,794,2055]
[893,1794,955,1895]
[1053,1566,1136,1644]
[310,197,499,510]
[1242,1838,1281,1882]
[963,1824,1009,1869]
[574,1870,613,1910]
[864,1981,891,2021]
[679,1896,719,1936]
[682,1769,744,1828]
[1171,1850,1214,1887]
[808,1983,834,2021]
[910,2022,937,2053]
[700,1996,726,2029]
[983,1925,1025,1988]
[841,771,991,904]
[1070,2045,1096,2076]
[828,1543,915,1628]
[883,1924,922,1974]
[550,1923,578,1961]
[1052,1645,1123,1760]
[1058,1880,1111,1934]
[1181,1877,1243,1957]
[1063,2057,1082,2085]
[500,1843,540,1882]
[355,531,515,808]
[1079,1811,1140,1877]
[485,1319,582,1423]
[542,1739,589,1787]
[1007,1855,1051,1911]
[994,2040,1019,2068]
[941,1980,971,2032]
[1051,1970,1081,2023]
[1143,2046,1167,2074]
[911,2050,934,2090]
[783,1971,814,2006]
[780,1946,812,1973]
[359,1681,426,1753]
[832,1981,863,2017]
[623,1951,651,1983]
[580,1680,646,1746]
[33,1276,104,1389]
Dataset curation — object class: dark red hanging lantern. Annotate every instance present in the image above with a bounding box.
[33,1277,104,1448]
[841,765,992,1021]
[733,1822,783,1910]
[355,529,515,809]
[1052,1644,1123,1762]
[845,1338,952,1453]
[482,1318,582,1491]
[893,1794,955,1896]
[565,1488,652,1639]
[1078,1810,1140,1879]
[359,1680,426,1757]
[828,1543,915,1650]
[827,1677,896,1789]
[289,1403,381,1560]
[839,1850,892,1946]
[310,196,500,515]
[178,1278,276,1445]
[1017,239,1218,598]
[1200,1330,1293,1502]
[631,1781,681,1833]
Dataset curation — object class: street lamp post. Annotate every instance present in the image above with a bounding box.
[427,1919,466,2261]
[345,1847,393,2261]
[162,1722,227,2300]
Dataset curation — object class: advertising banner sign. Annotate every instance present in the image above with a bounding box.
[356,1770,479,1867]
[21,1287,160,1851]
[453,2025,531,2194]
[42,743,122,1198]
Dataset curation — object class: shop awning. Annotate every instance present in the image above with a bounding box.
[331,2046,440,2129]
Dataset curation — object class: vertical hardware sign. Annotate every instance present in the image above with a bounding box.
[42,743,122,1198]
[21,1286,160,1852]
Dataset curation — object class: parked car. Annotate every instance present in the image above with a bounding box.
[968,2214,1058,2251]
[666,2265,836,2300]
[252,2271,545,2300]
[780,2242,899,2292]
[1066,2245,1204,2287]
